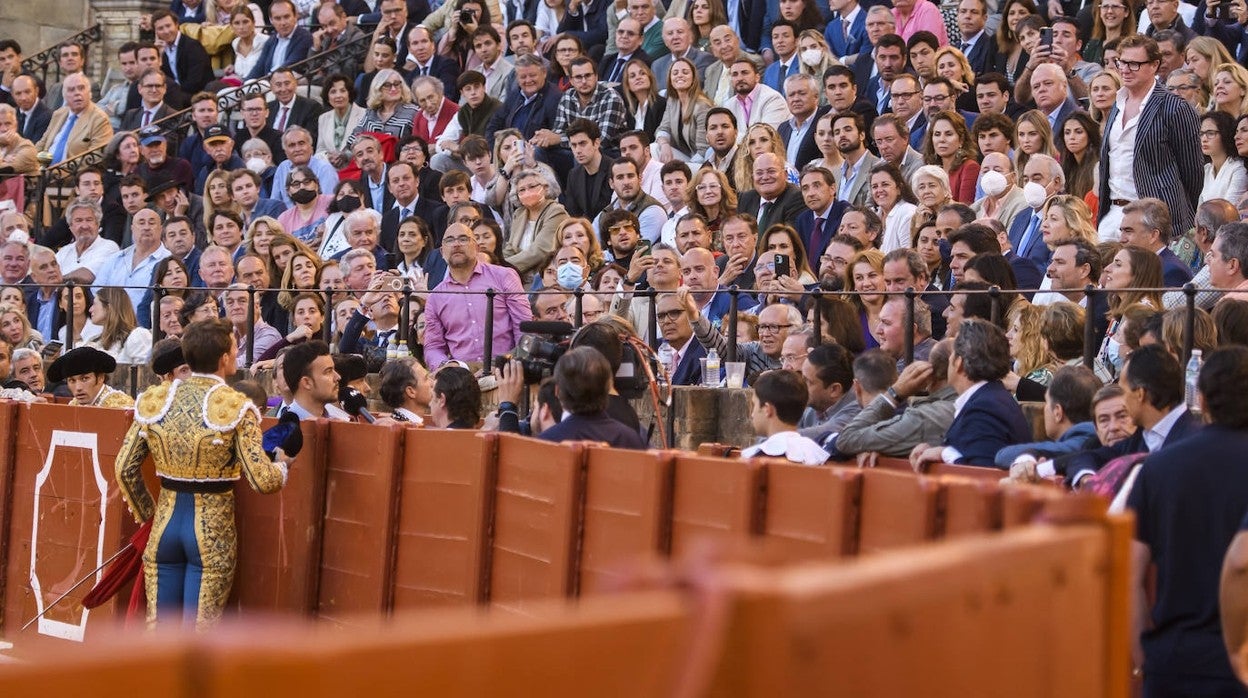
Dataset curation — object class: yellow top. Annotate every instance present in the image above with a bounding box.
[114,374,287,523]
[70,385,135,408]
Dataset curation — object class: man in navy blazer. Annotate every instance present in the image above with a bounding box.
[824,0,867,60]
[793,167,850,262]
[954,0,998,75]
[1007,153,1065,270]
[912,318,1032,469]
[1119,198,1195,287]
[399,26,460,101]
[1052,345,1200,487]
[777,100,829,172]
[738,154,806,233]
[657,293,708,386]
[557,0,610,55]
[538,347,647,449]
[15,79,53,144]
[729,0,769,53]
[246,1,314,80]
[484,55,562,144]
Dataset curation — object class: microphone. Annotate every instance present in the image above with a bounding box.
[339,385,376,424]
[519,320,575,335]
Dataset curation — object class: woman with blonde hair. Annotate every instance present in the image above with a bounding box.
[922,110,979,204]
[1187,37,1236,110]
[1213,63,1248,120]
[201,169,239,234]
[483,129,561,226]
[265,229,318,283]
[348,67,418,147]
[0,305,42,351]
[686,168,739,240]
[796,31,840,84]
[620,59,665,135]
[88,287,152,364]
[934,46,977,113]
[1088,71,1123,125]
[1013,110,1056,181]
[1040,195,1098,248]
[1006,303,1053,385]
[844,249,886,349]
[735,123,800,190]
[656,57,714,163]
[556,217,605,273]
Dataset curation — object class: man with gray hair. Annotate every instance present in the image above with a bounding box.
[11,347,45,393]
[910,318,1032,469]
[222,283,282,368]
[875,296,934,370]
[649,18,715,93]
[778,73,825,168]
[25,245,64,341]
[1008,153,1066,271]
[271,126,339,206]
[678,288,796,384]
[341,247,380,295]
[830,339,957,461]
[411,76,464,172]
[55,197,120,283]
[1209,222,1248,302]
[1165,198,1238,309]
[1120,197,1194,287]
[1025,63,1078,132]
[0,238,29,285]
[0,103,37,174]
[37,72,113,164]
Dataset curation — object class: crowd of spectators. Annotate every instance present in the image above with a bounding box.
[8,0,1248,689]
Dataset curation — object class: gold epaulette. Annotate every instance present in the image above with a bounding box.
[99,389,135,409]
[204,383,259,432]
[134,383,174,424]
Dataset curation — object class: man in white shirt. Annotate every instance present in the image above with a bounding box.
[56,198,121,284]
[741,368,830,465]
[93,207,170,315]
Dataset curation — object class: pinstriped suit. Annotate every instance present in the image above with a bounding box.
[1097,82,1203,241]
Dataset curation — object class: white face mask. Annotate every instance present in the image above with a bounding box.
[800,49,823,67]
[1023,181,1049,209]
[245,157,268,174]
[980,170,1009,198]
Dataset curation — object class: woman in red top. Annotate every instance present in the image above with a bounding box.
[922,110,980,204]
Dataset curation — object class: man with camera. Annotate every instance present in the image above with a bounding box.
[338,271,405,356]
[536,347,647,449]
[425,223,531,369]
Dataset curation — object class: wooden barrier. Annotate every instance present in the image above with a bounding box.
[0,401,19,633]
[759,462,861,559]
[391,429,497,609]
[857,469,942,552]
[579,447,673,594]
[670,455,765,557]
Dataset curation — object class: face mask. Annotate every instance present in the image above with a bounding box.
[246,157,268,174]
[556,262,583,290]
[800,49,823,67]
[1023,181,1049,209]
[290,188,318,205]
[337,195,361,213]
[980,170,1009,198]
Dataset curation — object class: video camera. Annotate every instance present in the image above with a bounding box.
[494,321,573,384]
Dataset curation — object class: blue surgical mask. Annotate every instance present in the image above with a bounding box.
[556,261,583,290]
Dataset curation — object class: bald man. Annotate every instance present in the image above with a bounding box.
[37,73,113,163]
[738,152,805,232]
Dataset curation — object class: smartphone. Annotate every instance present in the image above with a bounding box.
[385,251,401,269]
[774,253,791,279]
[41,340,63,360]
[637,239,653,257]
[1039,27,1053,49]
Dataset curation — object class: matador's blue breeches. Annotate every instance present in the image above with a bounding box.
[143,488,237,629]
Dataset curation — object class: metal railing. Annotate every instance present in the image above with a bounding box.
[9,280,1216,376]
[19,24,103,90]
[23,29,373,234]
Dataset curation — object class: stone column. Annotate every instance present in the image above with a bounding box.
[90,0,165,88]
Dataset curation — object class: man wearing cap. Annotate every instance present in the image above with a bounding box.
[120,68,174,133]
[47,345,134,408]
[137,125,193,193]
[114,317,291,629]
[192,124,244,194]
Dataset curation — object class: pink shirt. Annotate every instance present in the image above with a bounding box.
[893,0,948,44]
[424,261,533,368]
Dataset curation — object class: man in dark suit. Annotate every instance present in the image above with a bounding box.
[599,18,652,83]
[537,347,647,449]
[729,0,770,54]
[12,75,51,144]
[267,68,325,146]
[1133,347,1248,697]
[656,292,707,386]
[233,95,286,164]
[151,10,213,96]
[246,0,314,80]
[381,161,448,250]
[1053,345,1200,486]
[955,0,997,75]
[400,26,459,101]
[557,0,611,55]
[737,153,806,234]
[650,19,716,93]
[1097,35,1203,246]
[822,66,877,137]
[312,3,367,78]
[484,54,562,144]
[353,137,394,212]
[1008,153,1066,271]
[777,75,828,171]
[912,318,1032,469]
[1120,198,1195,287]
[119,68,174,131]
[24,245,65,344]
[716,213,760,292]
[793,166,850,262]
[824,0,868,61]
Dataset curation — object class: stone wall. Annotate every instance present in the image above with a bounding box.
[2,0,91,62]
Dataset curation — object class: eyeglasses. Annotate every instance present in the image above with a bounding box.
[607,223,636,234]
[780,352,807,363]
[381,80,404,89]
[890,90,919,100]
[656,310,684,322]
[1200,130,1221,138]
[443,235,474,246]
[757,323,793,334]
[288,179,315,189]
[1115,58,1155,72]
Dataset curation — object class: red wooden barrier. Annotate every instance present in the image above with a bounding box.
[579,447,673,594]
[669,455,764,557]
[760,462,861,559]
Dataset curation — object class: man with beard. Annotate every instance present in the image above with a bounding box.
[423,223,531,367]
[831,112,879,207]
[702,107,743,190]
[137,126,193,192]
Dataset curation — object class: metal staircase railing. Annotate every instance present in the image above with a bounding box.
[20,24,104,91]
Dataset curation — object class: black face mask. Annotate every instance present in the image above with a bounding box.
[290,188,318,205]
[337,195,361,213]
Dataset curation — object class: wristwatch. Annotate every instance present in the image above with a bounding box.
[497,401,517,416]
[885,386,902,404]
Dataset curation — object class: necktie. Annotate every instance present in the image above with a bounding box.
[737,94,754,123]
[609,56,626,83]
[810,216,825,258]
[759,201,772,225]
[961,41,971,53]
[17,110,24,134]
[400,206,411,220]
[142,110,152,127]
[840,17,849,43]
[1018,213,1041,257]
[50,112,78,163]
[277,106,289,131]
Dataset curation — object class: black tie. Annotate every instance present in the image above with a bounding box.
[17,110,25,134]
[609,56,626,83]
[759,201,772,225]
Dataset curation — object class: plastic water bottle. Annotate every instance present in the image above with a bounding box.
[1186,349,1203,415]
[658,341,675,379]
[397,339,409,357]
[705,348,721,386]
[386,336,399,361]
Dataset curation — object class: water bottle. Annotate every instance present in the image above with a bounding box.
[397,339,409,357]
[1186,349,1203,415]
[705,348,721,387]
[386,335,399,361]
[658,341,675,379]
